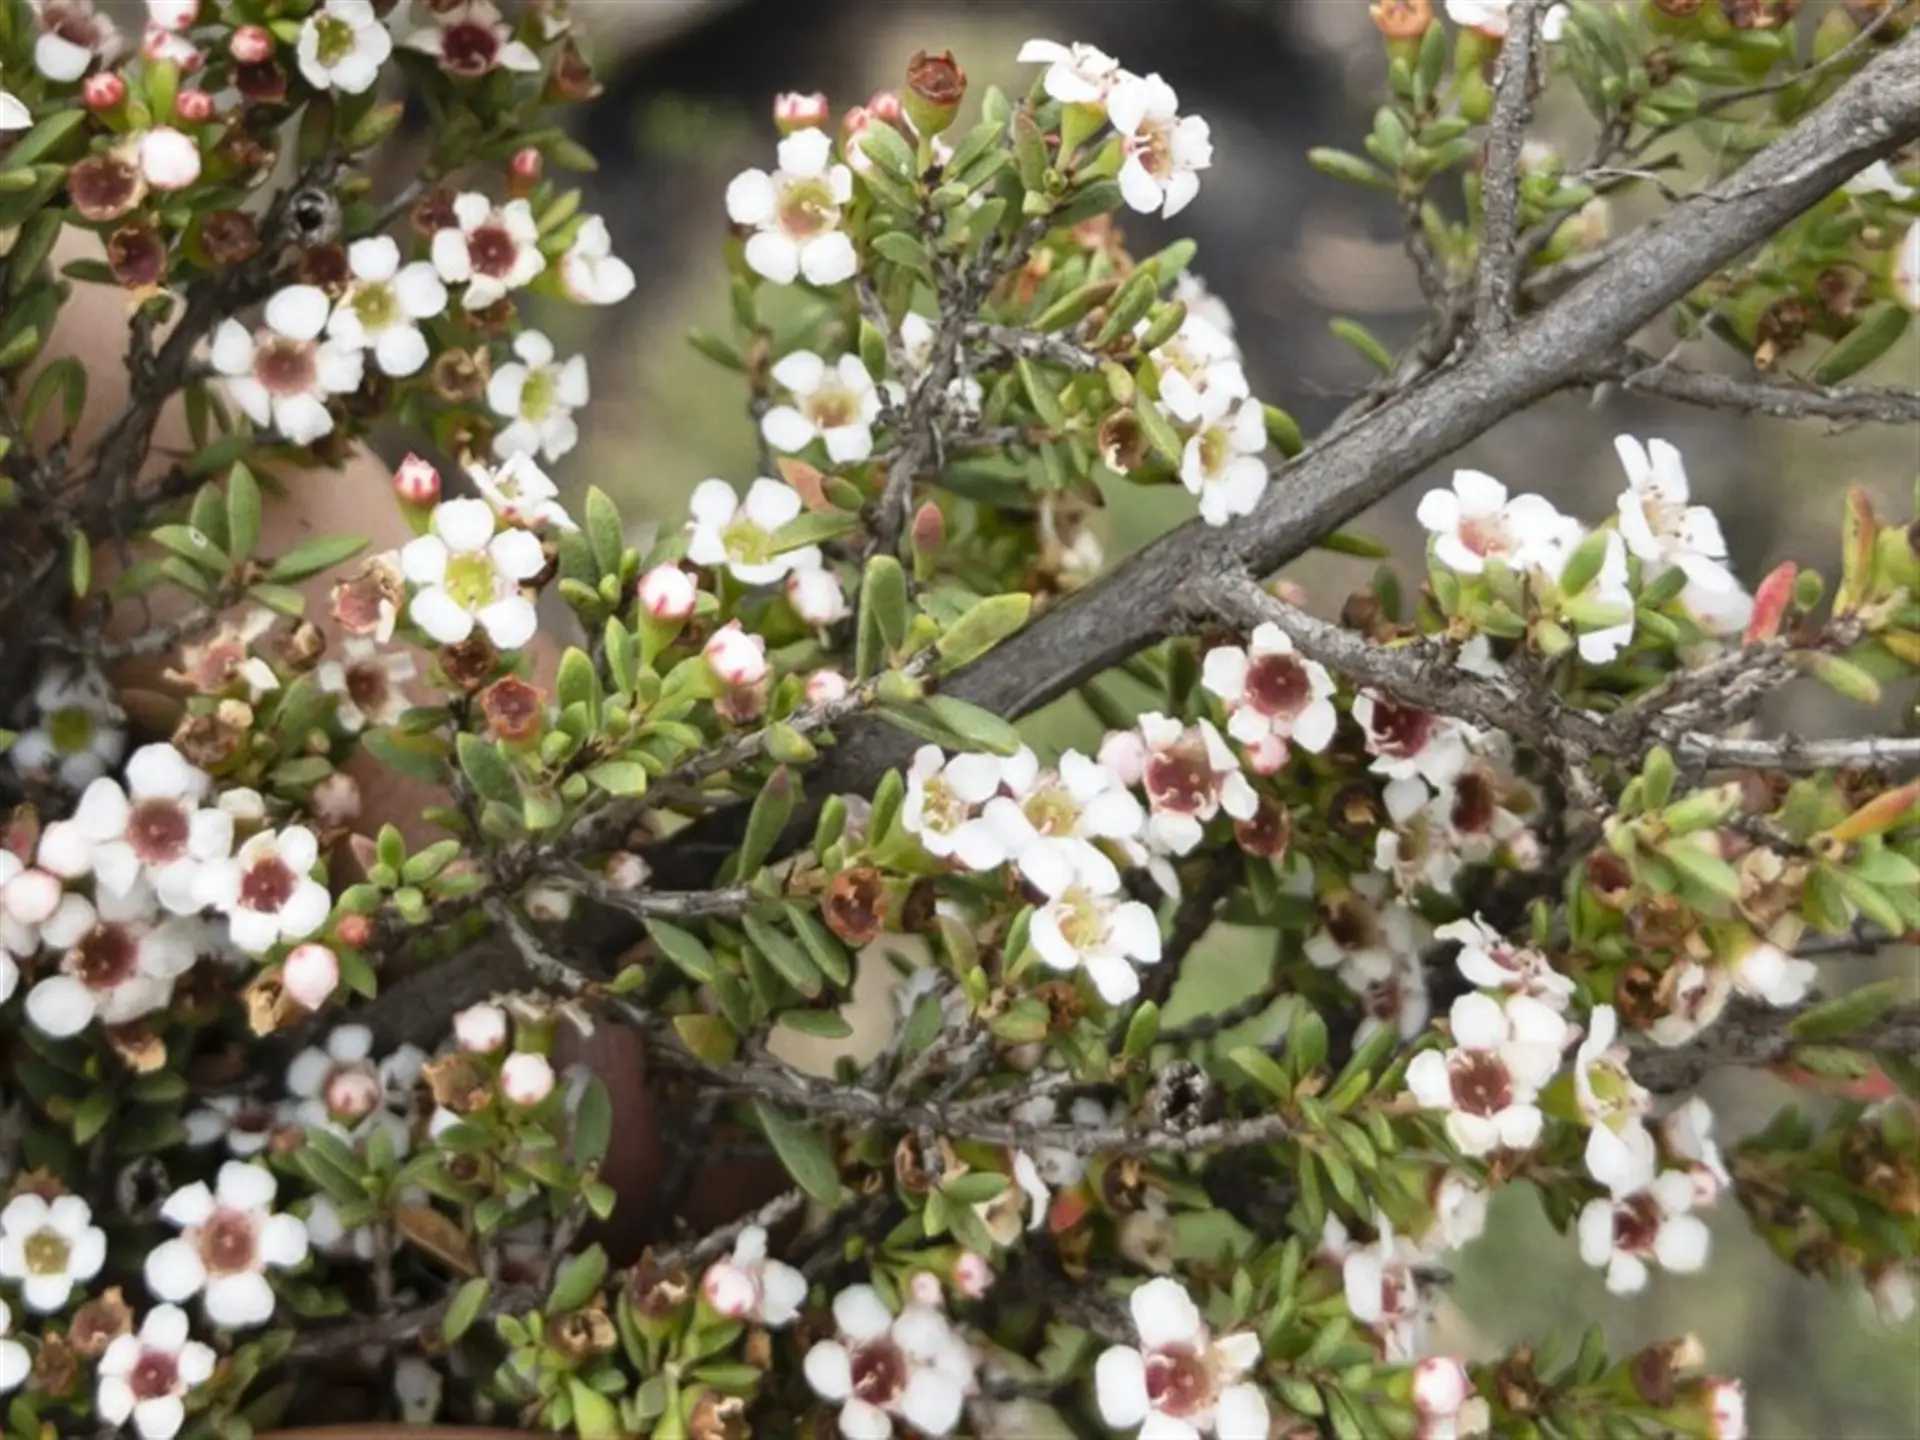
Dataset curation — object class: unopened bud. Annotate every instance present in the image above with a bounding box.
[229,24,274,63]
[1370,0,1433,40]
[804,669,850,706]
[867,90,903,126]
[81,72,127,111]
[773,91,830,135]
[1412,1357,1473,1418]
[508,147,542,197]
[281,943,340,1011]
[606,851,652,891]
[523,884,574,923]
[310,772,361,826]
[479,675,545,743]
[910,501,945,555]
[904,50,966,137]
[500,1051,556,1105]
[953,1251,994,1299]
[174,89,214,123]
[638,563,698,622]
[704,622,769,688]
[333,912,374,948]
[453,1003,509,1054]
[785,567,848,627]
[392,453,441,505]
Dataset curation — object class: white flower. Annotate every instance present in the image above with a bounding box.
[1418,1172,1490,1257]
[1846,161,1916,201]
[146,1162,310,1328]
[1576,1171,1710,1294]
[1612,437,1738,594]
[1351,692,1474,810]
[406,0,535,77]
[803,1285,976,1438]
[1436,914,1574,1011]
[296,0,391,93]
[1180,397,1268,527]
[0,84,29,131]
[191,825,332,954]
[1445,0,1568,40]
[400,497,546,649]
[1340,1216,1431,1364]
[1405,991,1569,1156]
[902,745,1007,871]
[684,477,820,586]
[786,565,849,626]
[1130,713,1258,858]
[1304,878,1429,975]
[1202,624,1338,764]
[725,127,858,287]
[24,884,199,1037]
[315,637,415,732]
[1095,1276,1268,1439]
[0,1298,26,1395]
[1730,938,1815,1007]
[1374,805,1462,898]
[211,285,363,446]
[1659,1097,1731,1209]
[760,351,884,465]
[559,214,635,305]
[1151,315,1246,426]
[1707,1378,1746,1440]
[1895,223,1920,312]
[981,747,1145,897]
[703,622,768,688]
[10,664,126,790]
[1417,469,1580,576]
[1172,272,1238,346]
[1413,1357,1474,1428]
[394,1355,444,1425]
[137,128,200,190]
[0,1192,106,1311]
[33,0,122,82]
[1574,1008,1656,1196]
[1345,946,1433,1049]
[146,0,196,30]
[324,236,447,378]
[286,1024,420,1145]
[1031,867,1162,1005]
[470,451,575,532]
[1107,72,1213,219]
[97,1304,216,1440]
[701,1224,807,1328]
[431,194,545,310]
[36,743,230,913]
[488,330,589,462]
[1015,39,1121,107]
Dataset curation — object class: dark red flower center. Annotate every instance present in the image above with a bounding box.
[128,799,191,864]
[1245,653,1311,718]
[1367,700,1433,759]
[1612,1194,1661,1255]
[1448,1052,1513,1117]
[129,1349,179,1401]
[466,224,518,278]
[1144,1347,1213,1418]
[1144,745,1212,816]
[238,856,296,913]
[439,19,499,75]
[255,337,316,395]
[1449,770,1497,835]
[849,1339,907,1407]
[345,661,389,714]
[74,924,140,991]
[198,1209,258,1276]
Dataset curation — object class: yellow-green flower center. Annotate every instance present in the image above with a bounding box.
[24,1228,71,1276]
[313,13,355,66]
[47,706,96,756]
[350,281,398,333]
[518,369,555,422]
[441,553,499,612]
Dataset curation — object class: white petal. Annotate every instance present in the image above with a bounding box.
[205,1271,276,1329]
[900,1370,965,1437]
[210,320,256,377]
[433,497,497,554]
[777,127,834,178]
[744,231,801,285]
[1215,1382,1271,1440]
[488,528,547,581]
[832,1284,893,1342]
[25,976,95,1038]
[1130,1276,1202,1349]
[374,326,429,378]
[725,169,778,227]
[400,534,450,586]
[803,1340,853,1401]
[348,236,400,281]
[271,394,333,446]
[799,233,859,287]
[258,1213,310,1268]
[760,406,816,453]
[1094,1346,1150,1428]
[265,285,331,342]
[143,1238,208,1303]
[687,478,741,528]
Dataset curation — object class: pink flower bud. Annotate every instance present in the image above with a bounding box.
[772,91,829,134]
[453,1003,509,1054]
[82,73,127,111]
[508,147,543,197]
[785,567,848,627]
[907,1271,944,1308]
[701,1259,757,1318]
[392,453,442,506]
[326,1066,382,1122]
[637,563,697,622]
[840,106,875,173]
[704,622,768,688]
[147,0,200,33]
[143,24,203,72]
[174,89,214,123]
[953,1251,993,1299]
[138,127,202,191]
[333,912,374,948]
[606,851,652,891]
[867,90,903,125]
[310,772,361,826]
[500,1051,556,1105]
[804,670,850,706]
[1412,1357,1472,1418]
[282,943,341,1011]
[229,24,273,63]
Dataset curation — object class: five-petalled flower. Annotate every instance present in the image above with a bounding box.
[1094,1276,1269,1439]
[211,285,364,446]
[96,1304,217,1440]
[725,127,858,287]
[146,1162,310,1328]
[401,498,547,650]
[701,1224,806,1329]
[802,1285,975,1438]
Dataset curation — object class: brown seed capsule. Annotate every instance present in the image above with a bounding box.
[547,38,601,101]
[172,710,247,770]
[297,243,352,295]
[199,209,261,265]
[29,1331,78,1398]
[67,1289,134,1358]
[106,222,168,290]
[69,153,145,222]
[1755,296,1809,367]
[430,346,490,404]
[904,49,967,136]
[1370,0,1434,38]
[234,59,288,102]
[438,632,501,693]
[480,675,546,743]
[824,866,888,946]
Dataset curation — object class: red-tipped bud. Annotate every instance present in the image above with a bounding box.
[82,72,127,111]
[392,453,441,506]
[867,89,903,125]
[773,91,829,135]
[910,501,945,554]
[229,24,274,63]
[638,563,698,622]
[1743,561,1799,645]
[174,88,214,123]
[508,146,543,197]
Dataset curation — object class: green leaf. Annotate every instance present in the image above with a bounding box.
[1050,179,1124,228]
[362,728,452,785]
[548,1244,609,1313]
[443,1277,491,1344]
[860,122,918,181]
[1558,526,1612,597]
[1017,357,1067,431]
[1134,387,1184,469]
[647,919,717,984]
[266,533,368,584]
[744,913,822,1000]
[936,592,1032,669]
[674,1012,739,1066]
[149,524,230,573]
[573,1077,613,1167]
[585,761,647,797]
[583,486,625,576]
[1329,318,1395,373]
[871,230,933,278]
[923,695,1024,755]
[70,533,91,599]
[737,765,797,879]
[1308,147,1392,190]
[784,903,852,986]
[226,464,263,561]
[860,556,911,654]
[456,733,521,806]
[1660,839,1741,903]
[753,1099,846,1205]
[780,1009,854,1040]
[771,508,864,555]
[1788,979,1900,1043]
[555,647,600,725]
[0,110,87,171]
[1810,304,1910,386]
[1230,1045,1294,1102]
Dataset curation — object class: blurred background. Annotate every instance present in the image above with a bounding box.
[405,1,1915,1432]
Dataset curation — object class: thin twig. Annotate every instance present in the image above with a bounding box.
[1473,0,1551,333]
[1589,348,1920,426]
[1677,733,1920,777]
